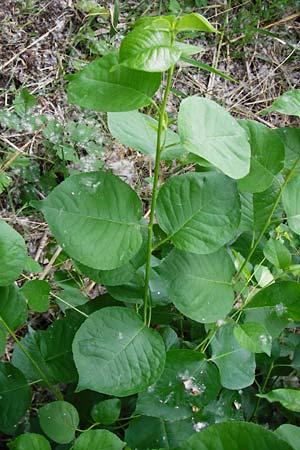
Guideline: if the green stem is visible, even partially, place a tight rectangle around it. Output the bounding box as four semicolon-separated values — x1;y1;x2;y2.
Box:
252;361;274;421
0;314;63;400
143;65;174;326
235;158;300;282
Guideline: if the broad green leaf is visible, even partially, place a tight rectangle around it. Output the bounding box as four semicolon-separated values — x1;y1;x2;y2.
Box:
157;248;235;323
125;416;194;450
282;174;300;234
0;284;27;330
75;228;147;287
180;56;237;82
244;281;300;336
233;322;272;356
107;110;184;160
0;326;5;356
237;120;284;193
201;390;244;425
176;13;217;32
73;430;125;450
0;362;32;434
276;127;300;170
211;323;256;389
233;232;265;267
0;220;27;286
239;192;254;231
107;265;169;305
258;389;300;412
39;401;79;444
178;97;251;179
276;424;300;450
73;307;166;396
13;88;37;117
67;54;161;111
253;180;281;230
183;422;293;450
8;433;51;450
263;239;291;269
12;327;52;382
156;172;240;254
40;171;143;270
136;349;220;421
120;26;182;72
76;260;135;287
39;314;82;383
91;398;121;425
21;280;50;312
261;89;300;116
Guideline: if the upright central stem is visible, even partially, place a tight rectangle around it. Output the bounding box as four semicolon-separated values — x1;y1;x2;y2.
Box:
143;65;174;326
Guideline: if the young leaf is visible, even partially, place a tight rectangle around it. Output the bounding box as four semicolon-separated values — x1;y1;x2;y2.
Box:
125;416;194;450
91;398;121;424
157;248;235;323
237;120;284;193
258;389;300;412
0;362;32;434
282;174;300;234
233;322;272;356
13;88;37;117
73;307;166;396
67;53;161;111
107;110;184;160
8;433;51;450
261;89;300;116
73;430;125;450
23;256;42;274
263;239;292;269
21;280;50;312
211;323;256;390
39;401;79;444
276;424;300;450
183;421;293;450
174;42;203;57
134;16;175;30
40;171;143;270
178;97;251;179
0;284;27;330
54;284;88;313
156;172;240;254
136;349;221;421
0;219;27;286
119;27;181;72
176;13;217;33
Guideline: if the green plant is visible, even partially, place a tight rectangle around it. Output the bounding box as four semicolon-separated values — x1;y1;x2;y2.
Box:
1;11;300;450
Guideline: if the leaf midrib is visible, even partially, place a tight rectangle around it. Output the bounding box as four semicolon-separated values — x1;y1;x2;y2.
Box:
44;206;140;227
